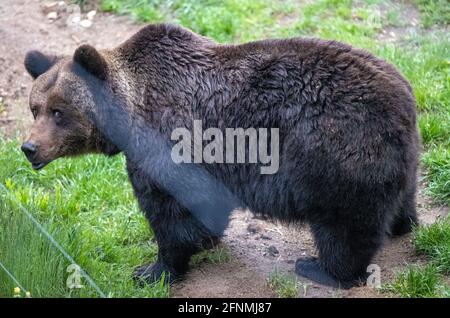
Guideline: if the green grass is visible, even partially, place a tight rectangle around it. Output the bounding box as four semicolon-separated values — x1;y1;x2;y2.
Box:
414;217;450;274
268;271;299;298
101;0;295;43
384;264;449;298
383;218;450;297
414;0;450;28
421;146;450;204
0;0;449;297
191;245;231;265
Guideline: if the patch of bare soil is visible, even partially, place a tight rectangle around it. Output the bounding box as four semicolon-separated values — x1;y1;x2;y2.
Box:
1;0;447;298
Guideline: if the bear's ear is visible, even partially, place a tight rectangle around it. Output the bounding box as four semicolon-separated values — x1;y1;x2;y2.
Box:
24;50;57;79
73;44;108;80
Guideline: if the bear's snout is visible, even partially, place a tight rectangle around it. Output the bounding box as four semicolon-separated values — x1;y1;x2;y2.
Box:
21;141;47;170
21;141;37;160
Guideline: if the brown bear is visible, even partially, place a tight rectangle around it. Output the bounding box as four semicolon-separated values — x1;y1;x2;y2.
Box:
22;23;419;289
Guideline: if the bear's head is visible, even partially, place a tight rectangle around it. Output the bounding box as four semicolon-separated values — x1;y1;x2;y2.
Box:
22;45;120;170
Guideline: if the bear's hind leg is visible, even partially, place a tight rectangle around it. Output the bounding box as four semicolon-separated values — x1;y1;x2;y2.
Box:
295;217;385;289
390;183;418;237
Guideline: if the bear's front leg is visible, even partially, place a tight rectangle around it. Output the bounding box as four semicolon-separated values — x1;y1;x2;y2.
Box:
134;199;220;285
127;160;221;285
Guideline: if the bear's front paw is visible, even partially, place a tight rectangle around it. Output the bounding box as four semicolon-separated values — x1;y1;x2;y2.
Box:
295;257;358;289
133;261;177;286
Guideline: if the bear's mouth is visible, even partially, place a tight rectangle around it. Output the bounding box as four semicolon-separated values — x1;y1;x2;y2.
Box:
31;161;49;170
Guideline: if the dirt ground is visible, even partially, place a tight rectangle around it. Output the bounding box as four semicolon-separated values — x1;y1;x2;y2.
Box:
0;0;448;298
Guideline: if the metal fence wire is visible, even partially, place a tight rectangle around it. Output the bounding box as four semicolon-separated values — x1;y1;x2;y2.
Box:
0;183;107;298
0;259;28;294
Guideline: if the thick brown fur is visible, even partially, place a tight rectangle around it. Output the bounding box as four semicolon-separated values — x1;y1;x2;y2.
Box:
23;24;419;288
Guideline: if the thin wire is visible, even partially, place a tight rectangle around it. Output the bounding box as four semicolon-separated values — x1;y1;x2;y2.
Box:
0;183;107;298
0;259;27;292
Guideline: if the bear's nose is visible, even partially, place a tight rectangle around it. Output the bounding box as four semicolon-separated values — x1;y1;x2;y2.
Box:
21;142;37;160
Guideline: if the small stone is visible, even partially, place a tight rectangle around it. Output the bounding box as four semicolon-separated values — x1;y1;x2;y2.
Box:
41;2;58;15
266;245;279;257
247;223;262;234
56;1;67;14
86;10;96;21
71;34;81;44
70;15;81;25
260;234;272;240
47;11;58;21
79;19;92;28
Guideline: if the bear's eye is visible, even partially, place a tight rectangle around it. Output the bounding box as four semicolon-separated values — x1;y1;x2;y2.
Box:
53;110;62;119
